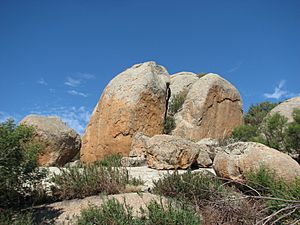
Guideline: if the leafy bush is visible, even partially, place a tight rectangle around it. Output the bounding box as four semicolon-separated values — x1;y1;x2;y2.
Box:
52;164;142;200
153;171;225;202
94;154;122;167
0;119;44;208
163;116;176;134
232;102;300;154
285;109;300;153
168;91;188;116
163;91;188;134
76;198;201;225
0;210;34;225
245;166;300;224
260;112;288;150
153;171;265;224
244;102;278;126
231;124;258;142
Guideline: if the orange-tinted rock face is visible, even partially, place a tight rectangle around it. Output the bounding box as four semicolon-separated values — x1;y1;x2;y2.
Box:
172;74;244;141
213;142;300;182
80;62;170;163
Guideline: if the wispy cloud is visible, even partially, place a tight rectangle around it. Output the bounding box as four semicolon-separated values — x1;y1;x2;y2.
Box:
67;90;88;97
65;76;81;87
264;80;300;100
37;78;48;86
64;72;95;87
226;61;243;74
30;106;91;134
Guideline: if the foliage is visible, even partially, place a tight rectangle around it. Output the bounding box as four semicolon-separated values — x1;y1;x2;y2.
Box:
244;102;278;126
153;170;225;202
94;154;122;167
260;112;288;150
168;91;188;116
232;102;300;154
153;171;264;225
163;91;188;134
51;164;142;200
0;210;35;225
76;198;201;225
0;119;44;208
231;124;258;142
163;116;176;134
285;109;300;153
245;166;300;224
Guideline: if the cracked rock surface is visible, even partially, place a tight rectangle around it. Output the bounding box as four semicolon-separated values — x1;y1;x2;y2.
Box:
80;61;170;163
172;73;244;141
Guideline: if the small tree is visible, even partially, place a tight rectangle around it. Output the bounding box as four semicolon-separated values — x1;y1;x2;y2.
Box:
0;119;43;208
260;113;288;150
284;109;300;154
245;102;278;126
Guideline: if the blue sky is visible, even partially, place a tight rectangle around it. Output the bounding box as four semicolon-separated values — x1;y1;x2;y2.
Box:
0;0;299;134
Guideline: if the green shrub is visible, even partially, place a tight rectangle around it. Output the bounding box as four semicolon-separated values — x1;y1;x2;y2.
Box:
94;154;122;167
0;210;34;225
146;200;201;225
260;112;288;150
51;164;142;200
163;115;176;134
153;171;226;203
244;102;278;126
168;91;188;116
76;198;201;225
153;171;265;224
76;198;137;225
284;109;300;153
231;124;258;142
245;166;300;224
0;119;44;208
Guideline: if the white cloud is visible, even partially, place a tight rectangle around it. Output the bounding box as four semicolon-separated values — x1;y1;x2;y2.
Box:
65;76;81;87
64;72;95;87
77;72;95;79
37;78;48;86
68;90;88;97
30;106;91;134
264;80;300;100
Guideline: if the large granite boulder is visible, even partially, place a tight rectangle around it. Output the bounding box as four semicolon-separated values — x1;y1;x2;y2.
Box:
169;72;198;100
269;96;300;122
172;73;244;141
21;115;81;166
80;62;170;163
143;134;212;169
213;142;300;182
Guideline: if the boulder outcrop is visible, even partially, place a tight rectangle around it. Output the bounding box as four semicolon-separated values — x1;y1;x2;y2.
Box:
269;96;300;122
169;72;198;100
21;115;81;166
80;62;170;163
145;134;212;169
213;142;300;182
172;73;244;141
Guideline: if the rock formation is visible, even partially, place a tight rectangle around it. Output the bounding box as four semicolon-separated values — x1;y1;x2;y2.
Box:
169;72;198;100
172;73;244;141
213;142;300;182
131;134;212;169
269;96;300;122
20;115;81;166
80;62;170;163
